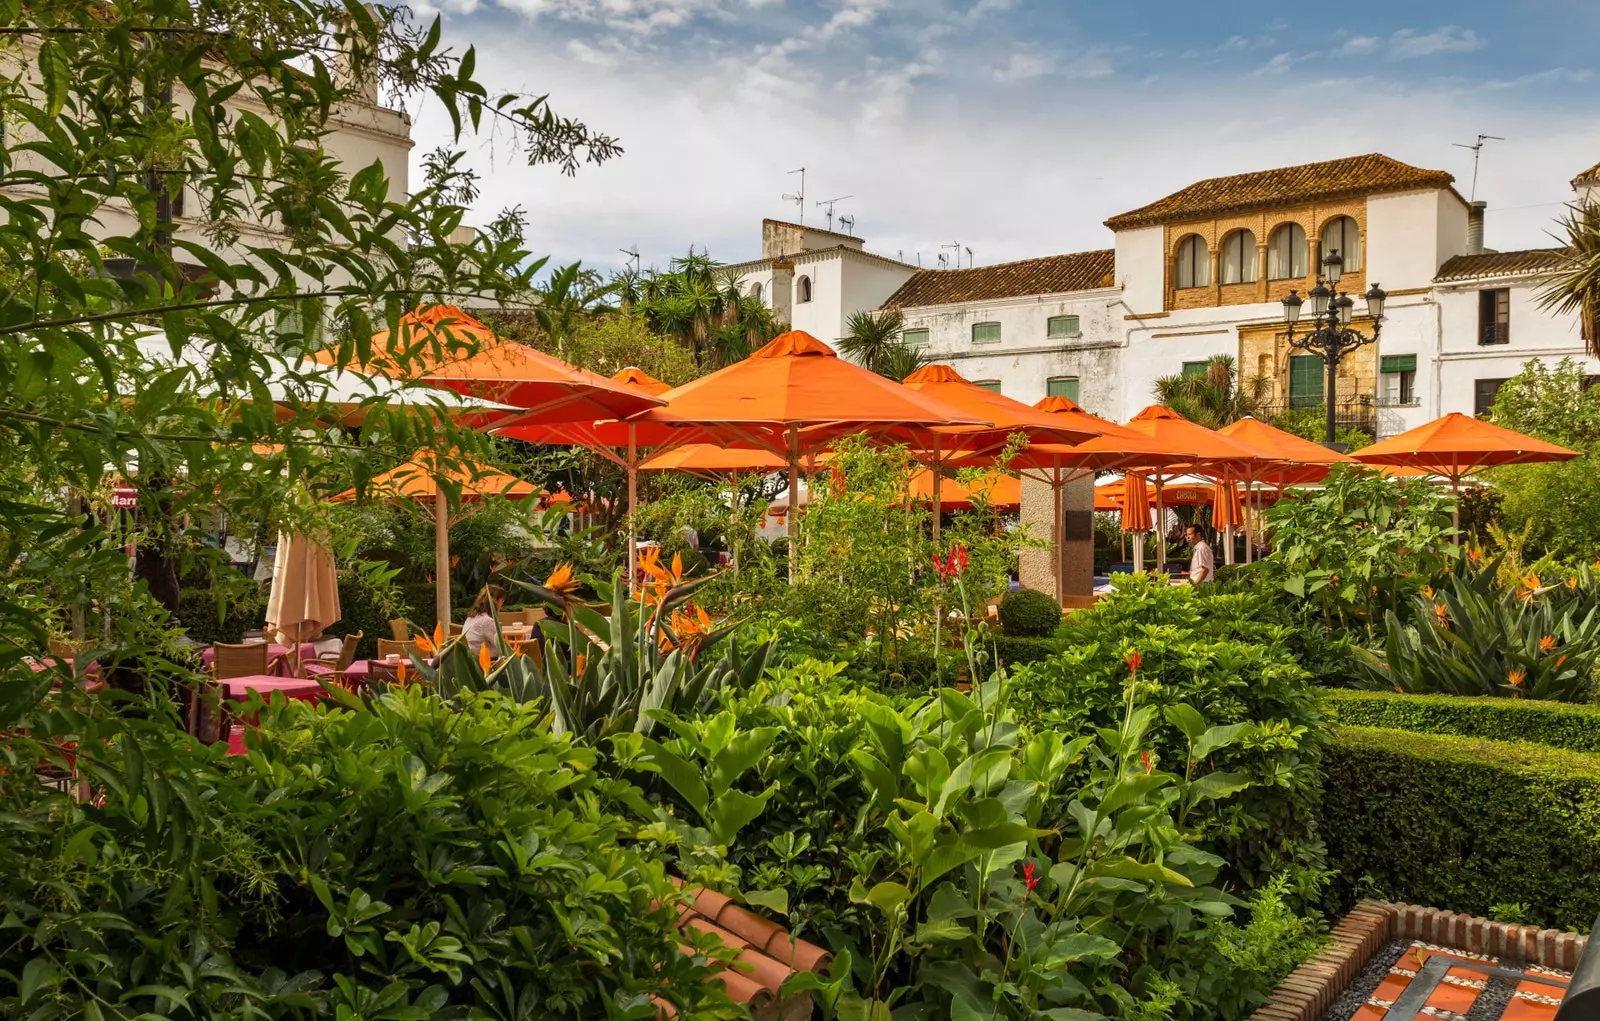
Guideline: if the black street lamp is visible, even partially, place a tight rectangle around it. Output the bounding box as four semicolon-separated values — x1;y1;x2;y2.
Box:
1281;249;1387;448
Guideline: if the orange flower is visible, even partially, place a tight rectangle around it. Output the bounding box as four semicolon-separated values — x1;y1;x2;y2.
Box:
665;602;718;658
1567;577;1579;590
397;659;408;686
574;653;587;675
1467;546;1483;562
1507;667;1527;691
1433;603;1449;623
1422;586;1434;599
636;547;688;606
1540;635;1556;653
415;631;435;655
545;562;581;600
478;642;493;672
433;622;445;648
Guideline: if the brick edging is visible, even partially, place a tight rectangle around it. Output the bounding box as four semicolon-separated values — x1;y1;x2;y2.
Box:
1247;900;1589;1021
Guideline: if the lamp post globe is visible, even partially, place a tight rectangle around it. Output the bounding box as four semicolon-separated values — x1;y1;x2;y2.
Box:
1281;289;1303;325
1282;258;1382;449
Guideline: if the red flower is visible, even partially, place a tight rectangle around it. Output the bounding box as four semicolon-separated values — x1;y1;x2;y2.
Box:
1126;650;1142;673
931;552;947;579
1022;861;1039;892
1140;750;1152;773
953;544;968;575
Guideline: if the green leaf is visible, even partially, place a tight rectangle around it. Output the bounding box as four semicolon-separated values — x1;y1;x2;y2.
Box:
1185;771;1252;805
1193;723;1254;762
706;785;775;845
1098;771;1170;815
912;918;970;944
20;957;58;1004
743;888;788;916
38;40;69;118
1163;703;1207;745
854;880;912;917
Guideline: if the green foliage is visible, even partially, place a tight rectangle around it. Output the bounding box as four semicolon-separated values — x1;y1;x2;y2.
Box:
173;577;268;645
1152;355;1270;428
1353;564;1600;701
636;663;1302;1019
839;309;929;380
990;633;1064;668
999;587;1062;637
1323;726;1600;931
1321;689;1600;754
624;253;779;369
1483;357;1600;558
1262;465;1458;632
1269;406;1373;451
0;686;737;1018
1204;874;1329;1019
1010;574;1328;882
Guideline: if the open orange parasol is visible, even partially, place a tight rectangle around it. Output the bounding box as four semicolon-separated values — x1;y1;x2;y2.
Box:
313;306;663;425
630;331;990;579
333;450;540;628
1217;416;1361;562
1353;412;1581;530
909;469;1021;511
639;443;788;476
898;366;1099;541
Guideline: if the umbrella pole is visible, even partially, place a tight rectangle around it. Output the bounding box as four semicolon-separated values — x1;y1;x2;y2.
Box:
1451;454;1462;540
1052;467;1063;602
787;424;800;585
931;436;943;548
1222;475;1235;566
1154;478;1166;574
434;484;451;633
626;425;638;587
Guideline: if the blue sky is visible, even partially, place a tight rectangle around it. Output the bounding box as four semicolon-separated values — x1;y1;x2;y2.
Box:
405;0;1600;275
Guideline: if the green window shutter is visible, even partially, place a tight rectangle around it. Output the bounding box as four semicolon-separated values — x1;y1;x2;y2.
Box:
1181;360;1208;378
902;328;929;348
1289;354;1323;407
972;322;1001;344
1046;376;1079;401
1380;354;1417;374
1047;315;1080;339
974;379;1002;394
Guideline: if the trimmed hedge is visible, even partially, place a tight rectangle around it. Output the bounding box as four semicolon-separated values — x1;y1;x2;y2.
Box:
998;587;1061;637
991;634;1061;667
1322;689;1600;754
1324;726;1600;930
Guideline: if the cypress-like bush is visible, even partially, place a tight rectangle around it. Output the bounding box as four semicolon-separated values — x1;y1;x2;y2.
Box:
1323;726;1600;931
1322;689;1600;754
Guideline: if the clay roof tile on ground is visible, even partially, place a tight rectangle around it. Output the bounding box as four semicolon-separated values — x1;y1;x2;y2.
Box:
1433;248;1570;283
1103;153;1455;231
880;250;1115;309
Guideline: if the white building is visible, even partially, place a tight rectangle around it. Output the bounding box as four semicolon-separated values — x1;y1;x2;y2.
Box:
722;219;918;346
866;152;1596;437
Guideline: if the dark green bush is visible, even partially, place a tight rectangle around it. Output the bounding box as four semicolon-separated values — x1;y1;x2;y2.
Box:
0;687;737;1017
1011;573;1328;883
1322;689;1600;754
997;586;1061;636
990;632;1061;667
1324;726;1600;930
172;581;267;645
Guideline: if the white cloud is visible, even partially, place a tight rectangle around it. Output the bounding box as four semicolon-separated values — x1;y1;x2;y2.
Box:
491;0;731;34
994;51;1054;83
1338;35;1383;56
1388;26;1485;59
1251;52;1295;76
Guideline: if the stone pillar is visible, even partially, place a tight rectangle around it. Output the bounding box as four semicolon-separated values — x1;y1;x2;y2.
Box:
1018;474;1095;600
769;256;794;328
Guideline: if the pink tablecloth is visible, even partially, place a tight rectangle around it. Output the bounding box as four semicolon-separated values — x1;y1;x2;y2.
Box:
201;642;316;677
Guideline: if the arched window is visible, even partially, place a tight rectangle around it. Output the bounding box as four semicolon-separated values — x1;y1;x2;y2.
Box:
1220;229;1258;284
1267;223;1308;280
797;275;812;303
750;281;763;303
1174;235;1210;289
1319;216;1362;274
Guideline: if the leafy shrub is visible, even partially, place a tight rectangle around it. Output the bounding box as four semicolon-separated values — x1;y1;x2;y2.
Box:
998;586;1061;636
1323;726;1600;931
0;687;737;1018
1321;689;1600;754
1011;574;1328;883
991;633;1062;667
1353;566;1600;701
623;664;1311;1020
172;580;267;645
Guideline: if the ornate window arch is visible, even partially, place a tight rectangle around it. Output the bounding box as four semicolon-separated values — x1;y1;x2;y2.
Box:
1174;234;1210;289
1220;229;1258;284
1319;216;1362;274
797;275;812;303
1267;223;1308;280
750;281;763;304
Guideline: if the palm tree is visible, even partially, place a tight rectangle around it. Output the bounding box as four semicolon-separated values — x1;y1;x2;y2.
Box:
838;309;907;376
1540;200;1600;356
535;261;616;353
880;340;932;382
1152;354;1270;428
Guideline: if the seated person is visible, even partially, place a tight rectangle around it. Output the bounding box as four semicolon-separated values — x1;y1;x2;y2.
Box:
462;584;508;660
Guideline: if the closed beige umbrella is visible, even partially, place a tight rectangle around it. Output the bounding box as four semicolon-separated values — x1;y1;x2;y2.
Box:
266;532;342;674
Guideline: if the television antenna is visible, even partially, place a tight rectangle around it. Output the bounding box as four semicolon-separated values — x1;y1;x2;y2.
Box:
839;214;856;236
1451;134;1505;201
782;167;806;224
964;246;974;268
618;246;640;273
941;241;965;269
937;253;949;269
816;194;853;232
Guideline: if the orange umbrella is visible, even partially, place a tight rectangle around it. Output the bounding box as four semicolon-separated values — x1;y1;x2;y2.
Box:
639;443;787;476
313;305;662;424
333;450;540;627
1217;416;1360;562
1211;479;1243;530
899;366;1098;524
610;365;673;396
1353;412;1581;530
630;332;990;580
910;469;1021;511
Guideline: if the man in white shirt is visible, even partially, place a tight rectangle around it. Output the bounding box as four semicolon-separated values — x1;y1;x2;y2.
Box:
1185;524;1214;584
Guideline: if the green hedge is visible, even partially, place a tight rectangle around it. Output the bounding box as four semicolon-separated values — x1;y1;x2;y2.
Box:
1324;726;1600;930
991;633;1062;667
1322;689;1600;754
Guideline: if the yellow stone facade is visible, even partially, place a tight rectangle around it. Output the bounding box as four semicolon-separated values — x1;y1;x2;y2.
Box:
1162;200;1369;313
1238;319;1380;405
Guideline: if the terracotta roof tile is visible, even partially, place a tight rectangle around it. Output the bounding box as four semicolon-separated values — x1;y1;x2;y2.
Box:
661;881;831;1020
1574;159;1600;184
1104;153;1455;231
880;250;1115;309
1433;248;1569;282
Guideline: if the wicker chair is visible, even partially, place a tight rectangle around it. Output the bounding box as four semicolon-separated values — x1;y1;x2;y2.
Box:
193;642;269;740
376;638;420;660
212;641;269;679
304;631;363;683
448;622;464;637
388;618;411;641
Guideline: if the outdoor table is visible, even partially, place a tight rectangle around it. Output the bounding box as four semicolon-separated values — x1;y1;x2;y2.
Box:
341;658;438;681
201;642;318;677
219;674;323;702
